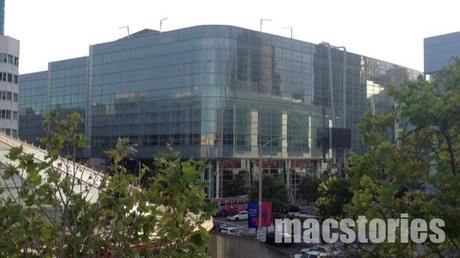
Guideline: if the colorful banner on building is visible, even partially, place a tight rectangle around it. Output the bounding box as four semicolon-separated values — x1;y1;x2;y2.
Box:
248;202;258;228
261;201;272;227
247;201;272;228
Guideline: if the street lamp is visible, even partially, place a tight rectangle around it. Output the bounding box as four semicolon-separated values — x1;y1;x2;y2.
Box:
320;42;348;167
159;17;168;32
259;18;272;32
282;26;294;201
257;136;286;241
119;26;130;38
282;26;293;39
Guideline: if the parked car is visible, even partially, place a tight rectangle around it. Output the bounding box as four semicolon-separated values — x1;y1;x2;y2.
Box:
212;195;248;217
292;254;306;258
304;254;330;258
288;211;319;220
301;245;342;257
293;253;329;258
265;231;293;246
301;245;330;253
227;210;248;221
213;222;232;231
218;226;239;236
288;205;301;212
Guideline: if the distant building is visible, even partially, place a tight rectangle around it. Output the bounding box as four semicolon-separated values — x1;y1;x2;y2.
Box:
0;0;4;36
424;31;460;75
19;25;419;199
0;0;19;137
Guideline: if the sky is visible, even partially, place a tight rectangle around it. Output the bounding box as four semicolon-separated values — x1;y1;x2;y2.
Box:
5;0;460;74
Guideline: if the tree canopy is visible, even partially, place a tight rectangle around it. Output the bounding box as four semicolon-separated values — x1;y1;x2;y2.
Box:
341;59;460;257
298;175;321;205
250;174;290;214
0;111;213;258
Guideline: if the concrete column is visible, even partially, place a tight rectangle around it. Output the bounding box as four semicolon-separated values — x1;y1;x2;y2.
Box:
282;113;288;156
314;160;321;179
308;115;312;157
207;161;213;198
286;160;291;190
250;111;259;155
215;160;220;198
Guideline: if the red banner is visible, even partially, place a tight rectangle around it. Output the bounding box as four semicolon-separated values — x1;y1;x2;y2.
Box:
261;201;272;227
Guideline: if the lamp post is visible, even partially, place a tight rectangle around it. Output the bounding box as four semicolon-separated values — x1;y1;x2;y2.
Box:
257;137;286;239
282;26;293;40
283;26;293;201
320;42;348;168
119;26;130;38
159;17;168;32
259;18;272;33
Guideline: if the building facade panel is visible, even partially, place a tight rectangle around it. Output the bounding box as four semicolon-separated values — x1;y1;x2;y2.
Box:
18;71;47;142
0;35;19;137
425;31;460;74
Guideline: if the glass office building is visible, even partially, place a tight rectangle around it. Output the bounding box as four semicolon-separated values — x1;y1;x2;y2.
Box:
19;71;47;141
0;0;20;137
425;31;460;74
20;25;419;198
0;0;4;35
20;57;88;145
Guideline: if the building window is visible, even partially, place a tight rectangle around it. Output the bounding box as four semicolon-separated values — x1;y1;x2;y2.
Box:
0;110;12;119
7;92;11;101
14;75;18;84
12;111;17;120
13;93;17;102
7;73;12;82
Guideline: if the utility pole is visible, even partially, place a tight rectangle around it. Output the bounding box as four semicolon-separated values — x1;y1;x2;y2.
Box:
159;17;168;32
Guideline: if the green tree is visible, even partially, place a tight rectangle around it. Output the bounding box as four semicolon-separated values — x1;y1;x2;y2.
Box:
344;59;460;257
223;170;249;197
315;176;352;219
0;111;212;257
297;176;321;205
250;174;290;214
150;150;213;258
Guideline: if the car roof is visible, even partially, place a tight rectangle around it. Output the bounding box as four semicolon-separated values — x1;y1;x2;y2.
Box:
221;226;237;229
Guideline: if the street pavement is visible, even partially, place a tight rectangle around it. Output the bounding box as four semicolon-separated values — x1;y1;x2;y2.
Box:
212;217;315;257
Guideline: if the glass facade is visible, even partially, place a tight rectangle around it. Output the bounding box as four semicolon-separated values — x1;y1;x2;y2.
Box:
88;27;329;160
425;31;460;74
18;71;48;142
0;0;4;35
20;25;419;162
19;57;88;144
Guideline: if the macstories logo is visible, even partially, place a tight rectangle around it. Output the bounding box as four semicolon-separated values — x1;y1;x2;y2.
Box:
274;214;445;244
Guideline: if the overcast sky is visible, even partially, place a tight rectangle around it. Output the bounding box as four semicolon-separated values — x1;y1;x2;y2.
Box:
6;0;460;74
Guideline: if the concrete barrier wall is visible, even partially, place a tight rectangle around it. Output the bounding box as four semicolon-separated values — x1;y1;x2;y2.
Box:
208;232;289;258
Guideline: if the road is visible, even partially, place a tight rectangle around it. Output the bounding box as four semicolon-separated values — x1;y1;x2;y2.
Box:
211;217;314;258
